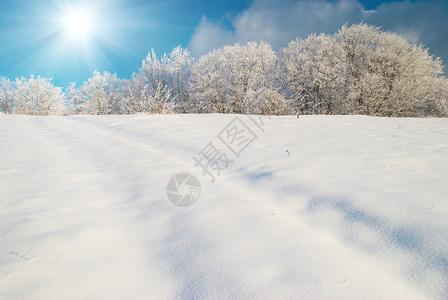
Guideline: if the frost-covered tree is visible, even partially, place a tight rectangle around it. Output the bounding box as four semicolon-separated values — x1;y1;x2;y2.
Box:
144;83;174;114
222;42;256;113
0;77;15;114
280;33;347;115
335;23;445;117
432;77;448;117
140;49;170;92
250;41;292;115
223;41;290;114
125;74;174;114
190;49;228;113
259;89;293;115
223;41;268;113
280;23;446;117
76;71;124;115
191;41;290;115
14;75;65;115
169;46;193;111
139;46;192;112
65;82;87;114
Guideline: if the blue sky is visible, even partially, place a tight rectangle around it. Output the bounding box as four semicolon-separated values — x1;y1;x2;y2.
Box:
0;0;446;87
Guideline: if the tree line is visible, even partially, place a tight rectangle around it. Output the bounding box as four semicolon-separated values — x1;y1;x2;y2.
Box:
1;24;447;117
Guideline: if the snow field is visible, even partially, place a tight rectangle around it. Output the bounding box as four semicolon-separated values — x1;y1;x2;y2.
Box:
0;114;447;299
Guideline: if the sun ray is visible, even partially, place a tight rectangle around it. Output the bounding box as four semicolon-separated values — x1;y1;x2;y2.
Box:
4;0;150;86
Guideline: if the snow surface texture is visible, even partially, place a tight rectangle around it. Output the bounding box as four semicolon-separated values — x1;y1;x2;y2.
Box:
0;114;447;299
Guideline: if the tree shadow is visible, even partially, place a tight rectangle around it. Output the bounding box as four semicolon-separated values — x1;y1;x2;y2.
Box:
304;193;448;298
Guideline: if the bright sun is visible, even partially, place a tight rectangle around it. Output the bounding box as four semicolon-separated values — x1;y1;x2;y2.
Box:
64;9;93;40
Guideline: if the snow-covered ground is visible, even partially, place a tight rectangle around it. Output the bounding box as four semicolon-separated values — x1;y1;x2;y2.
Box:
0;114;447;299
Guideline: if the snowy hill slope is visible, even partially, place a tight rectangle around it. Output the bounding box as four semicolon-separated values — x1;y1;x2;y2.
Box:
0;114;447;299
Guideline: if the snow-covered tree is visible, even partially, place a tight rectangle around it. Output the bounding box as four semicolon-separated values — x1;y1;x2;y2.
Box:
222;41;270;113
125;74;174;114
14;75;65;115
144;83;174;114
190;49;228;113
140;49;170;93
191;41;290;115
259;89;293;115
222;42;254;113
0;77;15;114
169;46;193;112
77;71;124;115
280;23;446;117
138;46;192;112
65;82;87;114
432;77;448;117
280;33;347;115
225;41;290;114
335;23;445;117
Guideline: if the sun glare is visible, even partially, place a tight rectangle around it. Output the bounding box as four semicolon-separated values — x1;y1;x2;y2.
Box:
33;1;131;72
63;9;93;40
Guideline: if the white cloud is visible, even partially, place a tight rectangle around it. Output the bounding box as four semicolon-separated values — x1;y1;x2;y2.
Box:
189;0;448;70
190;0;364;56
189;16;235;55
366;0;448;65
